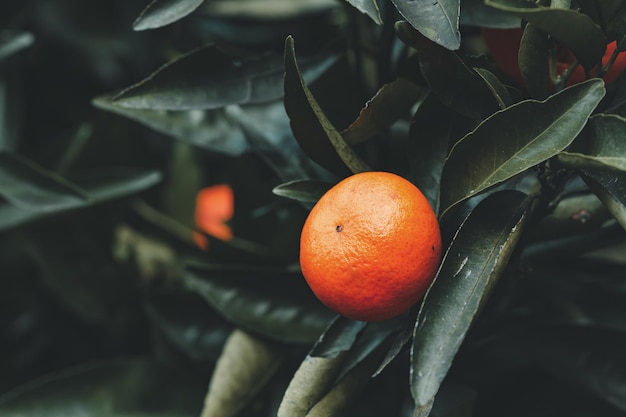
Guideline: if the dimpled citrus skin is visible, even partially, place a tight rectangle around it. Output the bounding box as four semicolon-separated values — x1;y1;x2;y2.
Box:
299;172;442;322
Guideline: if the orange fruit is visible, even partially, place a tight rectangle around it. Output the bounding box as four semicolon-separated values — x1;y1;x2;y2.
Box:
481;28;626;88
299;172;442;322
194;184;235;249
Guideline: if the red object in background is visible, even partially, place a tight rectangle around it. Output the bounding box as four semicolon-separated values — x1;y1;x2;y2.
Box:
194;184;235;249
481;27;626;87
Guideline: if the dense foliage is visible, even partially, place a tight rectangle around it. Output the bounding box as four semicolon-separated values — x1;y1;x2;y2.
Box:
2;1;626;416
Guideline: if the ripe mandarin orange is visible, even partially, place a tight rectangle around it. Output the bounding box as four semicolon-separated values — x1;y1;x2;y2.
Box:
481;28;626;87
299;172;442;322
194;184;235;249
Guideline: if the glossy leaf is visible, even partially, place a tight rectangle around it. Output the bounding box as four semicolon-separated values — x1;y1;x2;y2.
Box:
223;103;313;182
395;21;500;120
473;67;513;109
114;43;338;110
519;23;550;99
277;353;347;417
0;152;90;211
0;359;206;416
184;262;335;344
390;0;461;50
201;0;340;20
577;0;626;29
486;0;607;69
279;320;395;417
0;168;162;231
521;325;626;412
460;0;520;28
284;36;370;176
408;94;455;213
557;114;626;172
133;0;205;31
272;179;332;203
439;79;605;217
581;168;626;231
344;0;382;24
310;316;367;358
342;78;422;145
411;190;533;409
0;30;34;61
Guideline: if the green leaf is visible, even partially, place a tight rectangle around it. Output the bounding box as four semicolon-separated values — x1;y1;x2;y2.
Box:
114;43;338;110
439;79;605;218
272;179;332;203
284;36;371;176
344;0;382;24
341;78;422;145
0;152;90;211
577;0;626;29
390;0;461;50
395;21;500;120
557;114;626;172
0;359;206;416
473;67;514;109
310;316;367;358
201;0;340;20
581;168;626;231
411;190;533;409
279;320;396;417
133;0;205;31
460;0;521;28
408;94;456;214
183;262;335;344
0;30;34;61
520;325;626;412
519;23;550;99
485;0;607;69
0;168;162;231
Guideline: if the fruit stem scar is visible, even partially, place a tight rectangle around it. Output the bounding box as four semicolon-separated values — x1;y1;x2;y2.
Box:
336;225;343;232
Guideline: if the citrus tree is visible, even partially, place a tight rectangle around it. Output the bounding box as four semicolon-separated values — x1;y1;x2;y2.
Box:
2;0;626;416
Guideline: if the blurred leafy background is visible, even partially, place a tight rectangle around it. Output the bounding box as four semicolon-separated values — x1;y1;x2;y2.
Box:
2;0;626;417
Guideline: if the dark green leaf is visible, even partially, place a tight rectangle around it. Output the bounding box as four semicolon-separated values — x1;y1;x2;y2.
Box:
520;325;626;412
272;179;332;203
486;0;607;69
439;79;605;218
284;36;371;176
344;0;382;24
223;103;314;182
114;43;338;110
0;168;162;231
395;21;500;120
0;152;90;211
519;23;550;99
557;114;626;172
310;316;367;358
408;94;455;213
581;168;626;231
0;359;206;416
145;294;230;362
133;0;205;31
411;190;533;409
460;0;521;28
201;0;340;20
342;78;422;145
183;262;335;344
390;0;461;50
473;67;513;109
577;0;626;29
0;30;34;61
